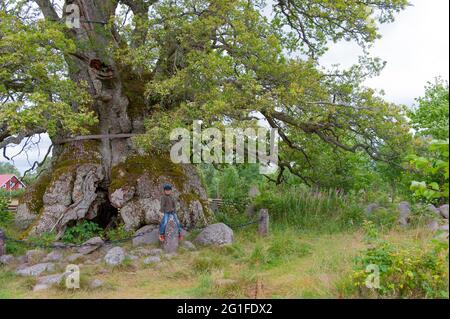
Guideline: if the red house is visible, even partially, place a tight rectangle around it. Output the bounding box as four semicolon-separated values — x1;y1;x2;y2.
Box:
0;174;26;191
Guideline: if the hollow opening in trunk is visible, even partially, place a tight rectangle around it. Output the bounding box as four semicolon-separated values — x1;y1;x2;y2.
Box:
92;194;119;230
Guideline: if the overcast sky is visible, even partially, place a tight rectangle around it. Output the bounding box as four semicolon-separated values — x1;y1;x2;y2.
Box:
1;0;449;175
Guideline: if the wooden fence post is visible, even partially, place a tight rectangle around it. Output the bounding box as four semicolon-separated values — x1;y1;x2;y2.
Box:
0;229;5;256
258;209;269;237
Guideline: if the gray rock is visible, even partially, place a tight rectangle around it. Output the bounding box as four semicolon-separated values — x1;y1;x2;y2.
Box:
428;220;440;232
439;204;449;219
16;263;55;277
143;256;161;265
365;203;380;215
0;255;14;266
162;218;179;253
104;247;125;266
26;249;45;264
149;248;163;256
16;255;27;264
397;201;411;226
439;224;449;232
37;273;65;286
195;223;234;246
427;204;441;217
66;253;84;263
89;279;104;289
181;241;196;251
77;237;104;255
43;250;64;262
132;225;159;247
131;247;152;257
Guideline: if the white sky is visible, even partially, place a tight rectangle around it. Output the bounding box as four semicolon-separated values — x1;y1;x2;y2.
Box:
1;0;449;175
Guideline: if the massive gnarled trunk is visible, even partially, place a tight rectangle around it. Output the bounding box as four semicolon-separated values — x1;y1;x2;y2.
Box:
15;0;211;237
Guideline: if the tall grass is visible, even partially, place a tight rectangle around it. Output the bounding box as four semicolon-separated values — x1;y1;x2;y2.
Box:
254;186;364;233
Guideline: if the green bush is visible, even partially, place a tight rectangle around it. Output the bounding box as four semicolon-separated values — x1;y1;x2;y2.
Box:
0;192;11;226
61;220;103;244
103;223;134;241
352;240;449;298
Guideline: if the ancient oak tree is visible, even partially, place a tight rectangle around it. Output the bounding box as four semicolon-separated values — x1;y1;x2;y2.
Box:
0;0;409;237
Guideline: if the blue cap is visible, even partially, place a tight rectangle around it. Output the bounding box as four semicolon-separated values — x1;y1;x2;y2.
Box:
163;183;172;190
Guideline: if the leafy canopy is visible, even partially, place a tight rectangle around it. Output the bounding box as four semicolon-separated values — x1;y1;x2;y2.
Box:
1;0;411;185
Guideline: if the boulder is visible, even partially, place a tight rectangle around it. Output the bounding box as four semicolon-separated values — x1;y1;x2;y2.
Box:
427;204;441;217
25;249;46;264
397;201;411;226
132;225;159;247
365;203;380;215
130;247;152;257
427;220;440;232
0;255;14;266
37;273;65;286
43;250;64;262
149;248;163;256
439;204;449;219
162;218;179;254
89;279;104;289
104;247;125;266
143;256;161;265
16;263;55;277
195;223;233;246
66;253;84;263
77;237;104;255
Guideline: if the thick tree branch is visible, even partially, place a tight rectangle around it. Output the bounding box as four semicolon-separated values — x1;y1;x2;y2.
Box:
34;0;60;21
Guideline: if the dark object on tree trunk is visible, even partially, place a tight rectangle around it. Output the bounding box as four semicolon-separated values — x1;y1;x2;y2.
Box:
258;209;269;237
0;229;5;256
162;218;179;254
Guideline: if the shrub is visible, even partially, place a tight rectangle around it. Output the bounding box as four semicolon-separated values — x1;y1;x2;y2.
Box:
103;223;133;241
352;240;449;298
0;193;12;227
61;220;103;244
